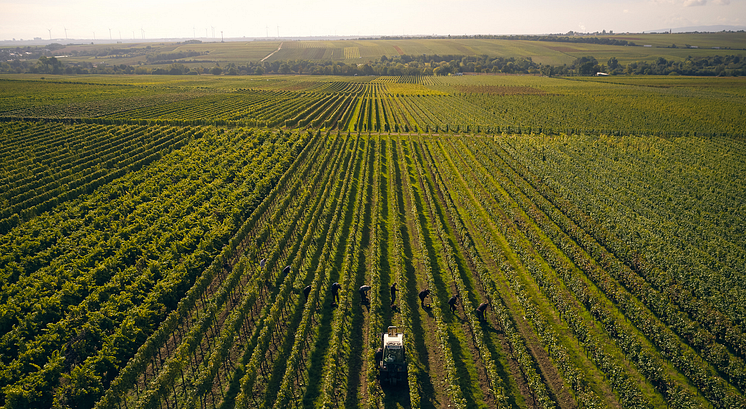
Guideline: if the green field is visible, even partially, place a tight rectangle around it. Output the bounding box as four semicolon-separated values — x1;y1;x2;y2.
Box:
1;74;746;409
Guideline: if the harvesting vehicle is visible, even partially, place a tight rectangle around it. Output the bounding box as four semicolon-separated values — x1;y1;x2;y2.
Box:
378;326;406;385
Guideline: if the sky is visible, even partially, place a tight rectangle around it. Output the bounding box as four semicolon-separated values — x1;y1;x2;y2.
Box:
1;0;745;41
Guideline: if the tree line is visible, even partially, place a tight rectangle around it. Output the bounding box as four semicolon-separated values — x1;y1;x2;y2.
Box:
1;52;744;77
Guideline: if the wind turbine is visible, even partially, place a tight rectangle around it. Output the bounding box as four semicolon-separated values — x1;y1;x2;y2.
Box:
221;30;224;42
141;28;145;40
193;27;196;38
266;26;268;38
277;25;279;38
48;29;51;40
211;26;215;38
205;28;208;38
64;27;68;40
109;28;112;40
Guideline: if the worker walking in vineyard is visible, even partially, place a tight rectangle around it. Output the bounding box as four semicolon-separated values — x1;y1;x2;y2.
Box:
331;282;342;306
359;284;371;304
476;302;489;321
448;294;459;313
303;285;312;301
282;265;291;278
390;283;398;306
259;258;267;270
419;289;430;308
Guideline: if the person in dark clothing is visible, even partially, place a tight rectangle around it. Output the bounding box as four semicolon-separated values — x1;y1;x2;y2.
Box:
390;283;398;305
448;294;459;312
331;282;342;305
282;265;291;277
303;285;312;301
359;285;371;304
476;302;489;321
375;347;383;366
418;289;430;307
259;258;267;269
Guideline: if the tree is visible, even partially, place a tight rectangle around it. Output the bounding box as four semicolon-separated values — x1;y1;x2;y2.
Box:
37;56;62;74
433;64;449;76
607;57;619;70
210;66;222;75
572;56;598;75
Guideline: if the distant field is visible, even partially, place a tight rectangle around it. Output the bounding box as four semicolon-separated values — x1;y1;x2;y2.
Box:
30;33;745;69
605;31;746;48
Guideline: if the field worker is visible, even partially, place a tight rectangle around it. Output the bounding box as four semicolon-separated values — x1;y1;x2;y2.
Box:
418;289;430;308
448;294;459;312
331;282;342;304
359;285;372;304
303;285;312;301
259;258;267;269
375;347;383;366
476;302;489;321
282;265;291;278
390;283;398;304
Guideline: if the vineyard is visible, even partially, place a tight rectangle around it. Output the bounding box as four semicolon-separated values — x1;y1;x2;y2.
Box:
3;75;746;137
1;74;746;409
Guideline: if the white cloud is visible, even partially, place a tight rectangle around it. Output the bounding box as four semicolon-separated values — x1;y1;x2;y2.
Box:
684;0;707;6
713;0;730;4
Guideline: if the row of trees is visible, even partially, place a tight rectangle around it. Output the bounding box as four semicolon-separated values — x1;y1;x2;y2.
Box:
555;55;746;76
624;55;745;76
2;53;744;76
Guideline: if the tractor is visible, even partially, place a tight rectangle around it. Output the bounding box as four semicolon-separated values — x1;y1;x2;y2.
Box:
377;326;406;385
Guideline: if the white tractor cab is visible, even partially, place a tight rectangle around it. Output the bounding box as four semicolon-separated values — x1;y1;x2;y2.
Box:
378;326;406;385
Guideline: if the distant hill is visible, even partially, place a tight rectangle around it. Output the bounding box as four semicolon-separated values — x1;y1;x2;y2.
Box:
646;25;746;33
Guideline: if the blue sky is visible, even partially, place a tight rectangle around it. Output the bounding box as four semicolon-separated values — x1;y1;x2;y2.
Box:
1;0;744;41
